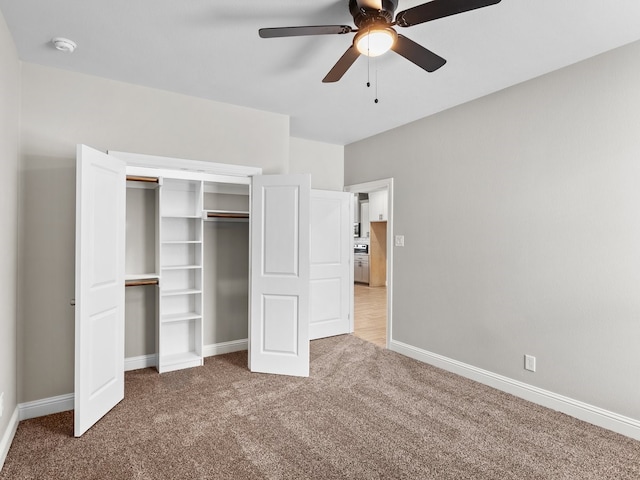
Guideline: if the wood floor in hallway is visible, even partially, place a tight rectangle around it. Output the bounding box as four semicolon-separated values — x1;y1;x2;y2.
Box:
353;283;387;348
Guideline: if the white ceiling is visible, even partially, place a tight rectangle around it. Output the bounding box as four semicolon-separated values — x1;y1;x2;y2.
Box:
1;0;640;145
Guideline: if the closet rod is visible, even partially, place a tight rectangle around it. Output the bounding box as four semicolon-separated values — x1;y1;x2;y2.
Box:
126;175;159;183
206;212;249;219
125;278;159;287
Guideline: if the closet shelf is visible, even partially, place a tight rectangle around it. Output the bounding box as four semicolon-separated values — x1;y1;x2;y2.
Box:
161;240;202;245
125;274;159;287
161;312;202;324
159;351;202;367
161;288;201;297
161;264;202;271
161;214;202;219
126;175;159;183
125;278;159;287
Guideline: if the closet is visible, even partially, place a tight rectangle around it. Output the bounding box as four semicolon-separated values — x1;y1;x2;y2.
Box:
123;176;252;373
74;145;353;437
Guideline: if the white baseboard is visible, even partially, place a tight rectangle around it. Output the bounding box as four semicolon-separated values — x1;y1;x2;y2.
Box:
125;353;157;371
202;338;248;357
18;393;74;422
0;406;19;472
16;340;250;425
124;339;248;372
15;339;639;442
390;339;640;441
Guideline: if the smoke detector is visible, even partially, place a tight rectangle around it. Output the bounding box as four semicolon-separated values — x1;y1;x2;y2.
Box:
51;37;77;53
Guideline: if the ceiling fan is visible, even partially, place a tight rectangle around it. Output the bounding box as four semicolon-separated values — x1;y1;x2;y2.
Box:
259;0;501;83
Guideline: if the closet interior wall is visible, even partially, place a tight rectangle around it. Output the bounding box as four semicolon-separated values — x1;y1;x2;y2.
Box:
125;180;158;360
203;189;250;345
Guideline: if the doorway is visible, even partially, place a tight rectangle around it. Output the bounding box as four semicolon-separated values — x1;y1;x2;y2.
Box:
344;179;393;349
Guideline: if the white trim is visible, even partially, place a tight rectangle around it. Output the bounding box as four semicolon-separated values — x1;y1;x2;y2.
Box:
125;354;158;371
109;150;262;177
343;178;390;194
0;406;19;472
18;394;74;422
16;341;250;425
202;339;248;357
390;339;640;441
124;340;249;372
127;165;253;185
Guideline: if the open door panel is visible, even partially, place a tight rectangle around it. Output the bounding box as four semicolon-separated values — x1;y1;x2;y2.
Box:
74;144;126;436
309;190;353;340
249;174;310;377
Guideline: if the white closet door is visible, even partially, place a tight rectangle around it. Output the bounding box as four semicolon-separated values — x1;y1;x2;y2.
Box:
249;174;310;377
309;190;353;340
74;145;126;437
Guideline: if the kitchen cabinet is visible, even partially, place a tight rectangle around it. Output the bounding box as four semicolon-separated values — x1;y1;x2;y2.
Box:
360;201;370;238
369;222;387;287
369;190;388;222
353;193;360;223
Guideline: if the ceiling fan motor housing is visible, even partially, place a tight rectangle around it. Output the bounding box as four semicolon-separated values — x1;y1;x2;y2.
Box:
349;0;399;28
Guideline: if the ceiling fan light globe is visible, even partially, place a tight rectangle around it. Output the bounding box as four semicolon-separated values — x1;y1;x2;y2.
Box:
355;28;396;57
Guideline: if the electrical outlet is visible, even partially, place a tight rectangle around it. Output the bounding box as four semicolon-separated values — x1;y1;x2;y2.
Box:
0;391;4;418
395;235;405;247
524;355;536;372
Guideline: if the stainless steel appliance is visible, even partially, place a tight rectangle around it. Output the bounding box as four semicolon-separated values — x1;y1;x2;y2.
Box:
354;243;369;283
354;243;368;254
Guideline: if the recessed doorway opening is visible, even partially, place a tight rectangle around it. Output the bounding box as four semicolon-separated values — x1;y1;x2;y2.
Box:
344;178;393;349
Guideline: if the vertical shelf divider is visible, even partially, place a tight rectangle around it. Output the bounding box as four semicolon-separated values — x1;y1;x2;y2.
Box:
157;178;204;373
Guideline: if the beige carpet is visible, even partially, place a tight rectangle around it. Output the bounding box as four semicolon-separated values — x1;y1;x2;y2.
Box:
2;335;639;479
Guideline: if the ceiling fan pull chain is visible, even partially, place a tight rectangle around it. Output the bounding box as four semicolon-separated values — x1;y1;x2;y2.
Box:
366;27;371;88
374;62;379;104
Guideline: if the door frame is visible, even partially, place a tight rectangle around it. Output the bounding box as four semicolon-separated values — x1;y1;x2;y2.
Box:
343;178;393;348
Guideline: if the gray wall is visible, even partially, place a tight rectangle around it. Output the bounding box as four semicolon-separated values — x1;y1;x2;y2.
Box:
18;63;290;403
0;9;19;455
345;40;640;421
203;220;250;344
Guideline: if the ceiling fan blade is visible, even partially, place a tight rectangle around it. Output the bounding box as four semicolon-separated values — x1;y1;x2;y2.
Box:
391;35;446;72
356;0;383;10
395;0;501;27
259;25;352;38
322;46;361;83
